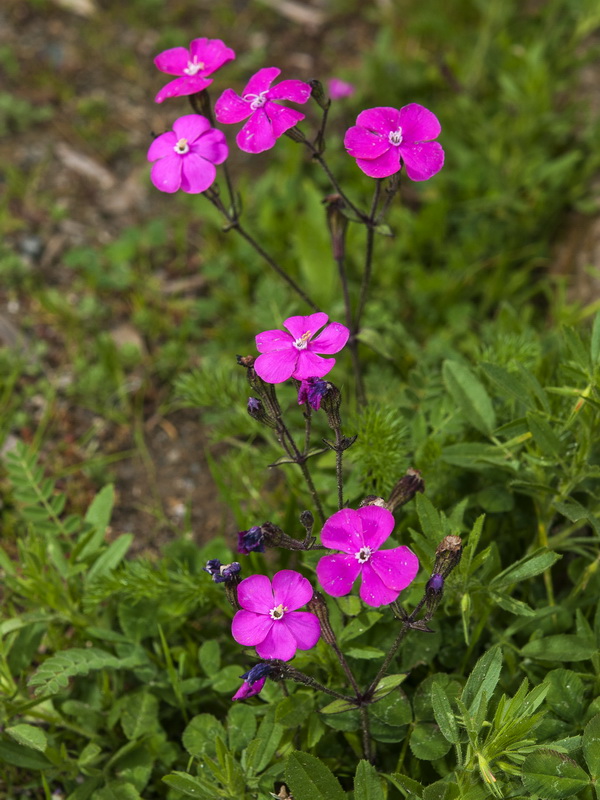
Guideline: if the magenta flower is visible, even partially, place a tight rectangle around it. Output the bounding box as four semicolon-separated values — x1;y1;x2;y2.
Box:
231;663;272;701
231;570;320;661
147;115;228;194
254;312;349;384
154;38;235;104
214;67;311;154
316;506;419;607
328;78;355;100
344;104;444;181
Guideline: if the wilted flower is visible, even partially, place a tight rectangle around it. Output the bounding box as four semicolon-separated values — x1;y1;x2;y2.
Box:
297;377;330;410
238;526;265;554
232;662;272;701
203;559;241;583
147;114;228;193
154;38;235;104
316;506;419;607
231;570;321;661
344;103;444;180
254;312;349;384
215;67;311;153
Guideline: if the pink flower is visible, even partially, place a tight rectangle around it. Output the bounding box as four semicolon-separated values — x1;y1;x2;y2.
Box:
214;67;311;154
328;78;355;100
231;663;272;701
316;506;419;607
154;38;235;104
147;114;228;194
254;312;349;384
344;103;444;181
231;570;321;661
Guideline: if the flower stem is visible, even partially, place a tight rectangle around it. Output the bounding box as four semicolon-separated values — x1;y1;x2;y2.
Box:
359;705;373;762
335;255;366;405
363;624;411;701
353;180;382;341
276;416;326;524
283;667;355;702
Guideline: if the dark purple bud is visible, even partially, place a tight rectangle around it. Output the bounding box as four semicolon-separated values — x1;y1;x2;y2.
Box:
247;396;277;428
298;377;330;411
237;526;265;555
203;559;222;578
427;573;444;595
241;662;273;684
204;559;241;584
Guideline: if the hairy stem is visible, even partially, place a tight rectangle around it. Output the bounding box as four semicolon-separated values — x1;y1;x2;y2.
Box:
354;181;382;338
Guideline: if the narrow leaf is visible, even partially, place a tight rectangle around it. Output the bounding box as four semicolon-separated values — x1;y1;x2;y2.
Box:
285;751;346;800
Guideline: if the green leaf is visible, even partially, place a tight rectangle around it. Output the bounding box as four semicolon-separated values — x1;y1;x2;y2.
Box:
182;714;226;758
28;647;144;696
522;750;590;798
490;548;561;590
79;484;115;559
120;691;159;740
591;312;600;365
431;682;460;744
0;736;52;770
409;722;452;761
275;694;313;728
92;781;142;800
442;360;496;436
489;591;535;616
245;714;284;773
527;412;562;458
319;697;358;714
285;751;346;800
198;640;221;677
354;760;385;800
583;714;600;781
227;703;257;753
346;646;385;660
481;362;535;408
545;670;585;723
521;635;596;662
162;771;218;799
85;534;133;585
461;645;502;713
371;674;408;702
6;724;47;753
385;772;424;798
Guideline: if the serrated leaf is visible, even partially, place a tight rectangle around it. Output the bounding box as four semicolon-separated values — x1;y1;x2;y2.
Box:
442;360;496;436
431;682;460;744
120;691;159;740
28;647;144;696
285;751;345;800
354;759;385;800
481;362;535;408
182;714;226;758
583;714;600;780
275;694;312;728
522;750;590;798
462;645;502;713
79;484;115;560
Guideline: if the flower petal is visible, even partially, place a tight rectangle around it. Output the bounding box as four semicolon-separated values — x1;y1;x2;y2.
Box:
267;104;305;139
237;574;274;613
283;611;321;650
172;114;212;143
256;328;294;353
192;129;229;165
316;554;361;596
215;89;252;124
284;313;329;340
272;569;313;611
356;106;402;135
237;110;275;153
370;546;419;591
254;349;297;383
359;562;400;607
190;38;235;74
293;351;335;380
397;103;441;143
147;131;177;162
232;676;265;700
231;610;273;646
154;47;190;76
320;508;365;552
310;322;350;355
268;80;311;104
355;148;401;179
154;75;212;103
344;126;389;160
243;67;281;97
357;506;395;550
150;154;183;193
180;153;216;194
400;141;444;181
256;619;297;661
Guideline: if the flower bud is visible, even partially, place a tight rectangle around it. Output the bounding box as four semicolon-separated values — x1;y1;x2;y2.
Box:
320;382;342;429
237;526;265;554
323;194;348;261
387;468;425;511
433;535;463;578
424;572;444;617
309;79;329;110
247;396;277;428
306;591;335;645
299;509;314;534
284;125;307;143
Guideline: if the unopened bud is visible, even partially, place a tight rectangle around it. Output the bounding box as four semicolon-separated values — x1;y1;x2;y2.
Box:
320;382;342;429
247;396;277;428
306;591;336;645
387;468;425;511
324;194;348;260
309;79;329;110
300;510;314;535
284;125;307;143
424;572;444;618
433;535;463;578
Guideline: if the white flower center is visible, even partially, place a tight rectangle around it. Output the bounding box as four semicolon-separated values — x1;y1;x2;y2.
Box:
269;603;287;620
184;57;205;76
388;127;403;146
174;138;190;155
355;546;373;564
293;331;312;351
244;91;269;111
